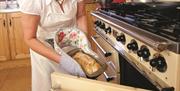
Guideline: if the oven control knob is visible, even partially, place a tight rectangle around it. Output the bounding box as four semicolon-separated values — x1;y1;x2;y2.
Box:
150;55;167;72
95;21;101;26
156;57;167;72
150;58;157;67
137;46;150;59
100;23;105;29
116;34;126;43
105;27;111;34
127;40;138;51
94;20;99;25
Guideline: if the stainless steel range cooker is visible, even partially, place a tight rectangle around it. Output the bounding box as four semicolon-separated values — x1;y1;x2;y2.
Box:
91;2;180;91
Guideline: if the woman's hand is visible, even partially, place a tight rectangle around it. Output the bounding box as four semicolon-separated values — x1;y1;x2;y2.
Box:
59;51;86;77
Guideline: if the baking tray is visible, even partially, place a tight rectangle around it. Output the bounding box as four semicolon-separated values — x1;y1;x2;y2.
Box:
67;48;107;79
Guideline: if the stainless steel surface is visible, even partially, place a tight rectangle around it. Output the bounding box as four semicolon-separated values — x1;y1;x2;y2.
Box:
91;35;112;57
91;11;180;54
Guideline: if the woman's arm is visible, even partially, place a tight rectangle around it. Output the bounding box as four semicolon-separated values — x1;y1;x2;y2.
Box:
21;14;60;63
76;1;88;34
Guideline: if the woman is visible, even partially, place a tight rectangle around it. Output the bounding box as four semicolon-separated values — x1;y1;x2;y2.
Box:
19;0;88;90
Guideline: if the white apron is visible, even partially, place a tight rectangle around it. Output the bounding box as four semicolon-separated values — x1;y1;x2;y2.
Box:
30;0;83;91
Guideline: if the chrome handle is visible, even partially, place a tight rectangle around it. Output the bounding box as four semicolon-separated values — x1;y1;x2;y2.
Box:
103;61;116;82
91;35;112;57
107;61;116;71
103;72;114;81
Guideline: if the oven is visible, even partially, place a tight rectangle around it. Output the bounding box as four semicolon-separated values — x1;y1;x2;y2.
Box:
91;22;162;90
91;2;180;91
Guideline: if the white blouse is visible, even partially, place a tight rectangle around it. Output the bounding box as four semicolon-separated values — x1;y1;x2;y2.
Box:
19;0;82;15
18;0;83;40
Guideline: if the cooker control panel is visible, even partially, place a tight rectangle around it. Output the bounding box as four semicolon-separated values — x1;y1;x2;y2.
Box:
94;20;169;74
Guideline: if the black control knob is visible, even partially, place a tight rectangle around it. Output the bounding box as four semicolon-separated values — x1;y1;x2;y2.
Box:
150;58;158;67
156;57;167;72
137;46;150;59
95;21;101;26
100;23;105;29
127;43;132;50
150;55;167;72
127;40;138;51
105;27;111;34
116;34;126;43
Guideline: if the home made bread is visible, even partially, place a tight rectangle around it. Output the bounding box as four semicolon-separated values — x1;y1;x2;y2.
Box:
72;52;101;74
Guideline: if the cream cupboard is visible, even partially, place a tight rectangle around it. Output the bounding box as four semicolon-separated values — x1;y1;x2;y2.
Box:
0;12;29;62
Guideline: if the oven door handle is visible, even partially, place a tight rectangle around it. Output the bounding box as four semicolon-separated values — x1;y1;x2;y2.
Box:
103;61;117;82
103;72;114;82
91;35;112;57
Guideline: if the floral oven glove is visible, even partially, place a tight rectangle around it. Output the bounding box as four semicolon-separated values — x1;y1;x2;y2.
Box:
57;29;89;50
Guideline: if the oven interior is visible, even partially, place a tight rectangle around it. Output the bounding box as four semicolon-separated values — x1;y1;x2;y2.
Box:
119;54;159;90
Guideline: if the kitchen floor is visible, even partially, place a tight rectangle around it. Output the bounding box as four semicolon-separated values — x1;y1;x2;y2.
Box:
0;66;31;91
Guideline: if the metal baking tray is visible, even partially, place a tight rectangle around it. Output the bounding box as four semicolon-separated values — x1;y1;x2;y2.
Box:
67;48;107;79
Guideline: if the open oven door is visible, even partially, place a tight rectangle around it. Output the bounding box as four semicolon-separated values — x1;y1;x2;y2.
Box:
50;72;148;91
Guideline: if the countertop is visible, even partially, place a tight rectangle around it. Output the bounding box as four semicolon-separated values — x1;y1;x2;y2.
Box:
0;8;20;13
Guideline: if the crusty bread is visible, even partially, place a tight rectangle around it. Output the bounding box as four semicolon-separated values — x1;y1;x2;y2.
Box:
73;52;101;74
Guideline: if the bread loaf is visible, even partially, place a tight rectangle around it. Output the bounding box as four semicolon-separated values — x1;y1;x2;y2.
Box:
73;52;101;74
